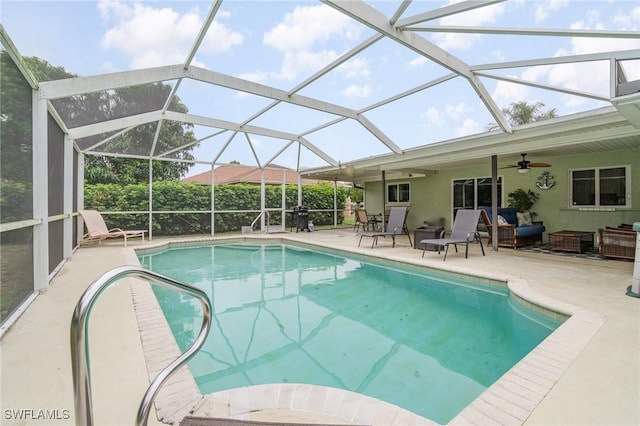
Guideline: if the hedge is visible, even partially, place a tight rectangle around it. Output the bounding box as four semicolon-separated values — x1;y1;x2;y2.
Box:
84;181;348;235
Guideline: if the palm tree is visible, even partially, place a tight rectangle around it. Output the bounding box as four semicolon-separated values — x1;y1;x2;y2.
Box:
485;101;558;131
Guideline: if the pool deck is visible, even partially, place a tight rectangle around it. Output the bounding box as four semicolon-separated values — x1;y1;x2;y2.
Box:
1;228;638;425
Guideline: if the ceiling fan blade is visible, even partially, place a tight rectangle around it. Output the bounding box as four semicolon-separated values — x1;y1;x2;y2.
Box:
529;162;552;167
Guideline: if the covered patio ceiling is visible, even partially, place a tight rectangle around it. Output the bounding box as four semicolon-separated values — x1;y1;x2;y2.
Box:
2;0;639;183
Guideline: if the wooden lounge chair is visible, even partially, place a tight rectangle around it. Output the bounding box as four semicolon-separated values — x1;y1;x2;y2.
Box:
78;209;145;247
420;209;485;261
358;206;411;248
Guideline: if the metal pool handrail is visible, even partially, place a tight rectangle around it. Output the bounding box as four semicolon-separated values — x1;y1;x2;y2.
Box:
250;209;270;233
70;265;212;426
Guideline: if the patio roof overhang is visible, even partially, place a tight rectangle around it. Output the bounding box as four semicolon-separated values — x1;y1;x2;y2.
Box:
300;102;640;184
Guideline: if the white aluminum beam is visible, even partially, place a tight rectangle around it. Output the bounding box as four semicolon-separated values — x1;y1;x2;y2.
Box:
390;1;412;25
322;0;511;132
38;65;185;99
395;0;505;27
0;25;39;90
244;133;262;169
68;111;162;140
402;26;640;39
360;73;458;113
357;114;403;153
298;136;339;167
32;95;48;291
163;111;302;140
183;0;223;68
187;66;357;118
476;71;610;101
472;49;640;71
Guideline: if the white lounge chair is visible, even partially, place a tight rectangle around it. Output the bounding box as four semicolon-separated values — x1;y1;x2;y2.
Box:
421;209;485;261
78;209;145;247
358;206;411;248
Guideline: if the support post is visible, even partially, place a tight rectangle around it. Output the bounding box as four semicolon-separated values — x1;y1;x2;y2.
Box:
627;222;640;298
33;94;48;291
491;155;498;251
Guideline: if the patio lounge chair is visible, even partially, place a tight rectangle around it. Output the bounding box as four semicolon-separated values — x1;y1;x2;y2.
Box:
358;206;411;248
420;209;485;261
78;209;145;247
354;209;372;232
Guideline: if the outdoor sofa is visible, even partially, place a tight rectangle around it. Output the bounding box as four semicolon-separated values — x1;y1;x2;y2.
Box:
479;206;545;249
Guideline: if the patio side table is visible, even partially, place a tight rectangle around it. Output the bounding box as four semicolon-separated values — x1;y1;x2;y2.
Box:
549;230;595;253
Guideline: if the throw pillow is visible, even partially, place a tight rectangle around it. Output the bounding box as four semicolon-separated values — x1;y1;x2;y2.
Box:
497;215;508;225
517;211;532;226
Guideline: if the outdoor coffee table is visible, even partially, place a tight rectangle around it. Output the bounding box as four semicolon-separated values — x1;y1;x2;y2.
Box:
549;230;595;253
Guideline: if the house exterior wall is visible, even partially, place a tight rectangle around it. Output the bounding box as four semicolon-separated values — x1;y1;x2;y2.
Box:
364;148;640;237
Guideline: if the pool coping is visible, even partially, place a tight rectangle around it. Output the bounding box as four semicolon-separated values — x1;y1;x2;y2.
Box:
126;236;606;425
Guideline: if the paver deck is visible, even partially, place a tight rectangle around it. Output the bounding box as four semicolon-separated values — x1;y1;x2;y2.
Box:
1;228;638;425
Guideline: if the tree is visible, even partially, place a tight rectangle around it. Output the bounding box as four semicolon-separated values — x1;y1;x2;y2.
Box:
22;56;199;184
485;101;558;132
1;52;35;184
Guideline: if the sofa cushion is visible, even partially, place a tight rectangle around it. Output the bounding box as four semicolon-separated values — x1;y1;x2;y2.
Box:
515;224;545;238
497;215;509;225
480;206;518;225
498;208;518;225
517;211;532;226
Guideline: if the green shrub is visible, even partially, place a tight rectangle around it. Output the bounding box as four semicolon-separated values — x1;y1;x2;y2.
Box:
83;181;348;236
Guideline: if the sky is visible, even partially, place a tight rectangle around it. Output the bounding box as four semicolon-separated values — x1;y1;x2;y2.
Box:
2;0;639;177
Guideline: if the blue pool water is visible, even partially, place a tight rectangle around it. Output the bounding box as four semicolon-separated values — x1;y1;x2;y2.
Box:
138;242;561;423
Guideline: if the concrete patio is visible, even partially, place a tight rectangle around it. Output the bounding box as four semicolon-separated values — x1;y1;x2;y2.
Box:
1;228;638;425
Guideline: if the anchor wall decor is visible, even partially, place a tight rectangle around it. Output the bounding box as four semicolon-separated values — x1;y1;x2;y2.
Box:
536;171;555;190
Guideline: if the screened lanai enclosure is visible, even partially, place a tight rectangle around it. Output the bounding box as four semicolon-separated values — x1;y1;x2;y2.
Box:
1;0;639;325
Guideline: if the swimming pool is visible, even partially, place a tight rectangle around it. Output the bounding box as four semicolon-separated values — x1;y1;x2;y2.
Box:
138;242;562;423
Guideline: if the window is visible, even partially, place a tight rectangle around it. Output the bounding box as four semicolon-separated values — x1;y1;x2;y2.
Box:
387;182;410;203
453;177;502;213
570;166;629;208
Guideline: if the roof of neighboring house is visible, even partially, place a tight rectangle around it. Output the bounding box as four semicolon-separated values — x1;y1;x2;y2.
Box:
181;164;322;185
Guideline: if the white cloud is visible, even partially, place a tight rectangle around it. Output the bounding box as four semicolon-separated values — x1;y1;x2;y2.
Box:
264;4;362;81
343;84;373;98
456;118;481;137
541;14;640;106
99;0;243;69
101;61;115;73
338;57;371;79
445;102;469;119
421;107;445;127
421;102;471;127
492;79;531;108
409;56;428;69
614;6;640;30
432;0;505;50
534;0;570;23
277;49;341;81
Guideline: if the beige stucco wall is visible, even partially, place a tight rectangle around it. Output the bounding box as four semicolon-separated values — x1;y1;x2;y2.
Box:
364;148;640;235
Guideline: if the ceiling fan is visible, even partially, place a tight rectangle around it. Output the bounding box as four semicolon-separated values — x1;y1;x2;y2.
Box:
503;153;551;173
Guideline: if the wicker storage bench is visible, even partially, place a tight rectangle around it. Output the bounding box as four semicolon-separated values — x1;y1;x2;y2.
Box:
598;226;636;260
549;230;594;253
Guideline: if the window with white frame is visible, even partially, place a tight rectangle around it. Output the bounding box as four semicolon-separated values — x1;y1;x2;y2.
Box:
570;166;629;208
387;182;410;203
